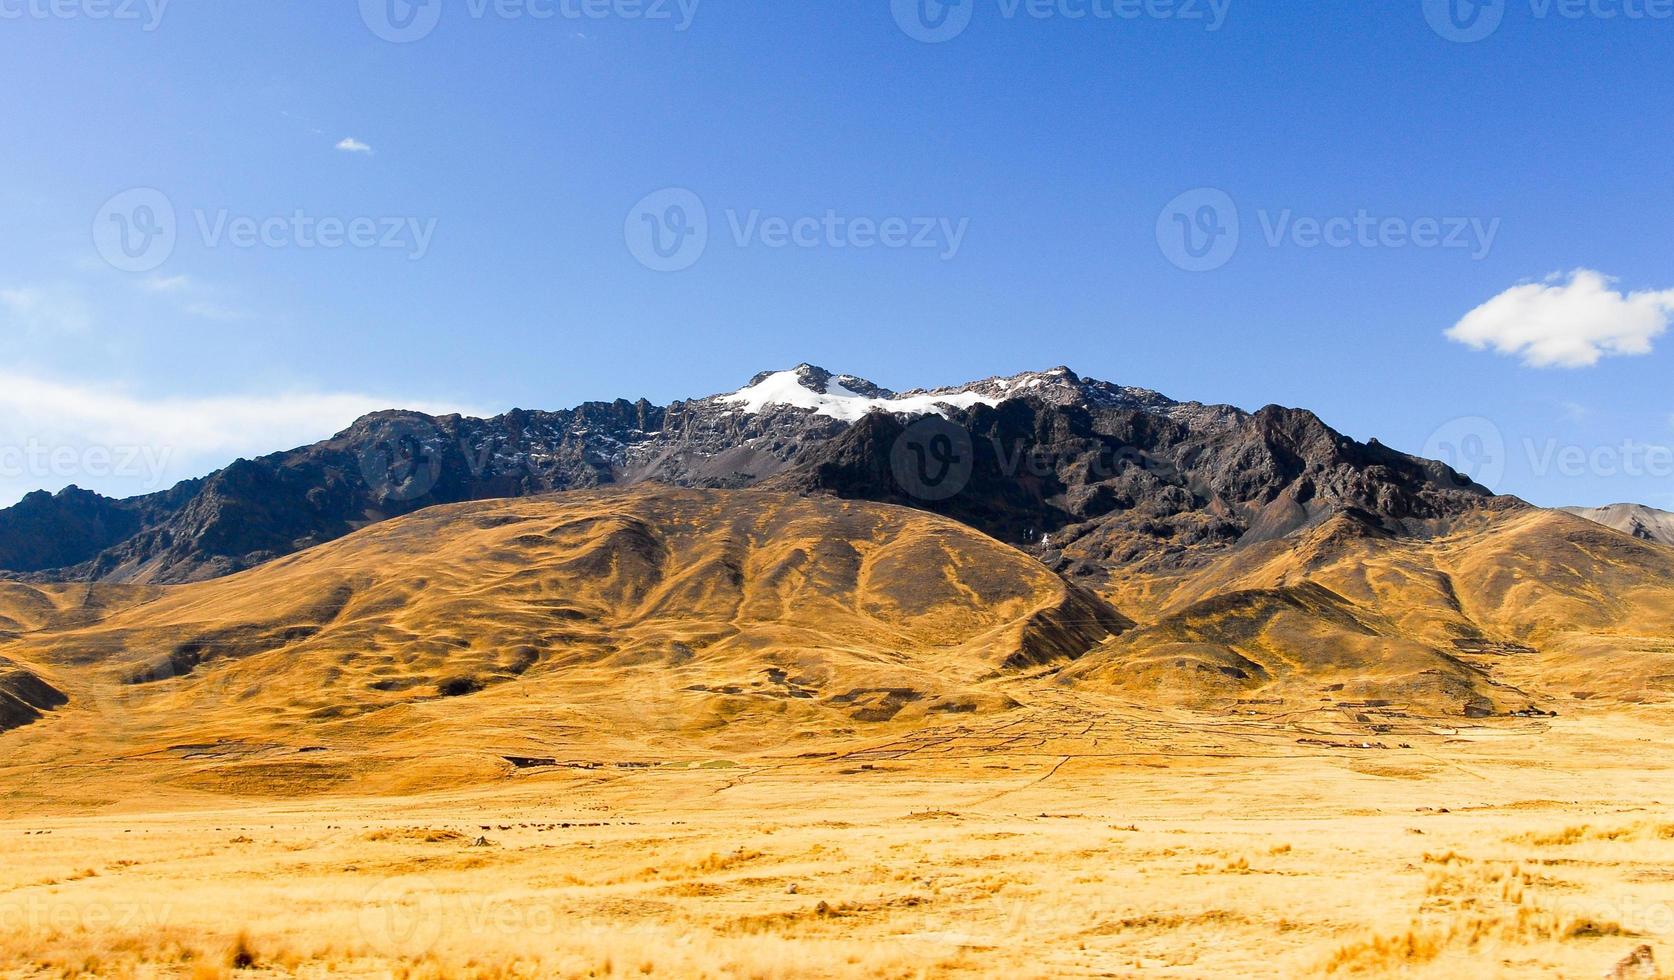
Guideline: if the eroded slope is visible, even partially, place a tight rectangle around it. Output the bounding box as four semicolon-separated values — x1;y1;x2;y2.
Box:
0;488;1126;793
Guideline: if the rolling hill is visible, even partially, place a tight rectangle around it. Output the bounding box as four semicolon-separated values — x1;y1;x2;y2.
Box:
0;488;1129;792
3;366;1672;808
1066;506;1674;713
3;483;1673;805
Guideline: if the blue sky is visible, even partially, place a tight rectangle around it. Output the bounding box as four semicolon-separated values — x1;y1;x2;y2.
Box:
3;0;1673;508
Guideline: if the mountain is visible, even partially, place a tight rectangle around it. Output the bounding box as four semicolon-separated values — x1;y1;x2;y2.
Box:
1066;505;1674;714
0;484;195;574
0;489;1128;751
1561;503;1674;547
766;395;1505;583
0;364;1505;587
5;484;1672;776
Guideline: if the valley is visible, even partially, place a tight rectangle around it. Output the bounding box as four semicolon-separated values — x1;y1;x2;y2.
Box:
3;369;1672;978
1;482;1672;977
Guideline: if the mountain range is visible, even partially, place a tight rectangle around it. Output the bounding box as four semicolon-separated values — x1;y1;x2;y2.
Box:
4;363;1673;753
0;364;1503;586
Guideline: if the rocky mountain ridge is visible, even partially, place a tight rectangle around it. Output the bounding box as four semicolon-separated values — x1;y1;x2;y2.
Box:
1561;503;1674;547
0;364;1510;584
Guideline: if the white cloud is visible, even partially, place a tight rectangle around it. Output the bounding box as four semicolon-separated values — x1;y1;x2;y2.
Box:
1559;400;1591;422
128;274;254;322
140;274;192;293
336;137;374;154
0;371;483;506
1446;269;1674;369
1;285;93;334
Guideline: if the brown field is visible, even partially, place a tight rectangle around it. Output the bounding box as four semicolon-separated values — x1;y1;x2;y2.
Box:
3;489;1673;977
5;704;1672;978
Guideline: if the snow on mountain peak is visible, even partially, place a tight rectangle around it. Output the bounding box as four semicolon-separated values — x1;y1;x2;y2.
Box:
717;365;1179;421
721;366;999;421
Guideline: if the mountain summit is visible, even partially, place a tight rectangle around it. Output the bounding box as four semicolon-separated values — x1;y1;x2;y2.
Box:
0;364;1503;584
715;364;1176;420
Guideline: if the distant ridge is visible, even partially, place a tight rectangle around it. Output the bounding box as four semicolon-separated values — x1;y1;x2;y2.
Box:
1561;503;1674;547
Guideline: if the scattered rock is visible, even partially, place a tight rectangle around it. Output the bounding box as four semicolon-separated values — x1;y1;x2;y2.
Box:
1607;945;1658;980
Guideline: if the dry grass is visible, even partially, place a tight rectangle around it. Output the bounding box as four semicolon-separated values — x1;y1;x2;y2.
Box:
3;492;1674;976
4;710;1673;978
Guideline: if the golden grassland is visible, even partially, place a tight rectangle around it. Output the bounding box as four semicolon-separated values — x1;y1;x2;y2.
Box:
3;488;1674;977
4;705;1673;978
